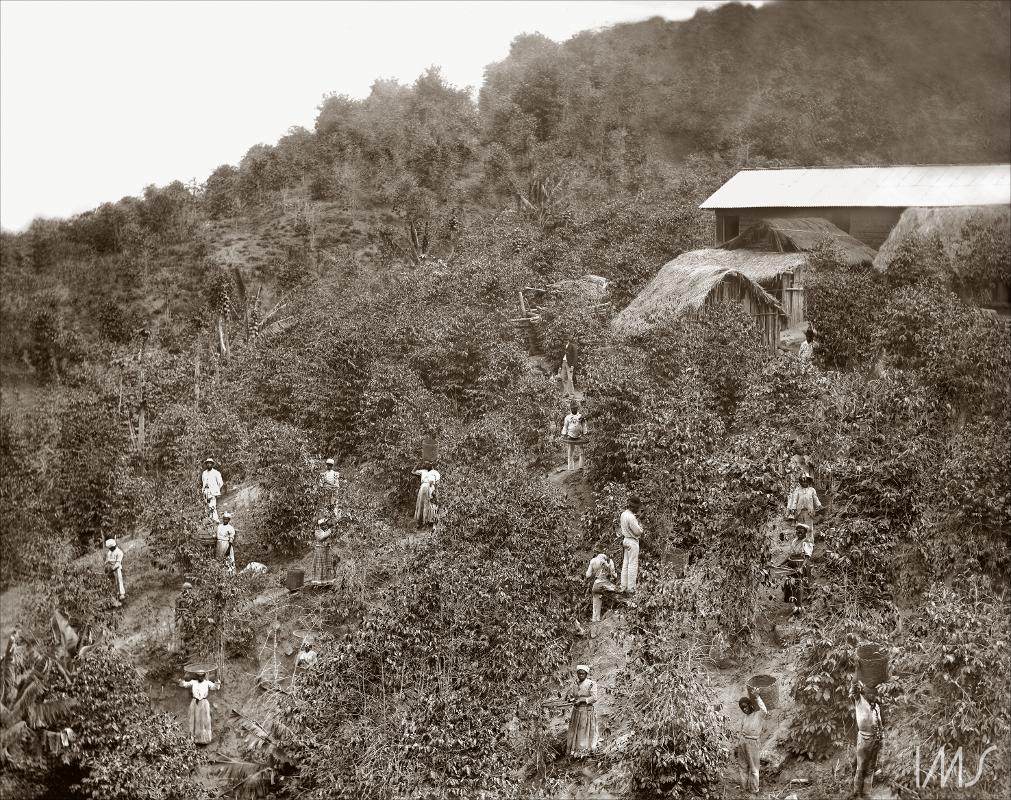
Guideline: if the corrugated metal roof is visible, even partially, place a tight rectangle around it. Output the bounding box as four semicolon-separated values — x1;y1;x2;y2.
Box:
700;165;1011;209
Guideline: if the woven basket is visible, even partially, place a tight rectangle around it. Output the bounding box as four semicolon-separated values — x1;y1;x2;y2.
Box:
855;642;889;687
747;673;780;710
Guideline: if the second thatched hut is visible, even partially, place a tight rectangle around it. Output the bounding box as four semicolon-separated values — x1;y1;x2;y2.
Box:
611;249;793;353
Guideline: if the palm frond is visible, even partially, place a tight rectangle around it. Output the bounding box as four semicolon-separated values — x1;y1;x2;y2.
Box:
213;760;275;799
27;699;75;728
0;719;29;766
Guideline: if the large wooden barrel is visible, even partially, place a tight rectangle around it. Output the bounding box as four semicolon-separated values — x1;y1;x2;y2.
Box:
286;568;304;592
747;674;780;710
855;642;889;688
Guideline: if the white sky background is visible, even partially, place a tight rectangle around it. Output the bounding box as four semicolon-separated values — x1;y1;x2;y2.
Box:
0;0;732;232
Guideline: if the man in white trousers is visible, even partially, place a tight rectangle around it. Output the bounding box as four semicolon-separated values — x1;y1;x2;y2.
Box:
619;496;642;605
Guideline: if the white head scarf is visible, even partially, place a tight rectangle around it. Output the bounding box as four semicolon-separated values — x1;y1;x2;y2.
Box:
105;538;117;549
576;664;591;675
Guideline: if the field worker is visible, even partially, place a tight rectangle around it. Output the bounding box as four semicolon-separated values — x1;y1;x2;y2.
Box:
201;458;224;513
850;681;883;798
786;473;822;543
560;401;587;471
618;496;642;602
798;326;816;362
412;460;440;529
320;458;340;518
736;686;769;794
309;518;333;583
171;582;193;653
179;670;221;744
782;524;813;614
559;353;576;397
104;538;126;604
216;512;236;574
565;665;599;758
585;553;617;623
297;639;318;667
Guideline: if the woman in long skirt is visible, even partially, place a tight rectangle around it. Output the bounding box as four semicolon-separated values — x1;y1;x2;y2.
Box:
309;518;333;583
412;461;440;529
566;665;599;758
179;671;220;744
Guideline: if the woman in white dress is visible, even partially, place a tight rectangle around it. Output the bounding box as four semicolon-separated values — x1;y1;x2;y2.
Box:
412;461;441;529
179;670;220;744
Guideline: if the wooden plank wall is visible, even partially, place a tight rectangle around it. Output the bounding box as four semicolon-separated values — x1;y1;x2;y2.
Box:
703;274;781;354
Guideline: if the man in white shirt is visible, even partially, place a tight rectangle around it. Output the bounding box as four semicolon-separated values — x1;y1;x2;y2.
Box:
320;458;340;518
201;458;224;518
104;538;126;603
585;553;617;622
619;496;642;600
216;511;236;574
737;687;769;794
798;327;816;362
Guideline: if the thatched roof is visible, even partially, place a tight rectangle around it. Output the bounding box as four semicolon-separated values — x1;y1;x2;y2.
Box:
724;217;877;267
874;205;1011;272
612;249;795;337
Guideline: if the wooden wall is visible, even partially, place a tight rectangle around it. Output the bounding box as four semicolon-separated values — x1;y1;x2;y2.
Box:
715;207;902;248
701;273;783;354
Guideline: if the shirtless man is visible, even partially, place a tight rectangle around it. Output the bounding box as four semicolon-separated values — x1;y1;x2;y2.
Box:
737;686;769;794
850;680;883;798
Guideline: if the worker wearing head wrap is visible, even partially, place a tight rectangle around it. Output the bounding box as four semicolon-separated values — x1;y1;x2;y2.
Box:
320;458;340;518
309;518;333;583
103;538;126;603
565;665;599;758
179;670;220;744
215;512;236;574
618;496;642;600
786;473;822;544
736;685;769;794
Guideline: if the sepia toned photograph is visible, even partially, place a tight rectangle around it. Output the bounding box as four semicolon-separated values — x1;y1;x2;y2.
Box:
1;1;1008;798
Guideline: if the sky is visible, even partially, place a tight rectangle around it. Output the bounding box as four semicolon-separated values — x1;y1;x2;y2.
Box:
0;0;734;232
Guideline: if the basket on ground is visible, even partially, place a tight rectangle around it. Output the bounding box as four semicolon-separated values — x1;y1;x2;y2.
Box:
286;568;304;592
747;673;780;710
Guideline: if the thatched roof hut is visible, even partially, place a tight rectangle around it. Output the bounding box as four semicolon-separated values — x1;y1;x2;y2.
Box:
724;217;877;267
873;205;1010;272
612;249;793;350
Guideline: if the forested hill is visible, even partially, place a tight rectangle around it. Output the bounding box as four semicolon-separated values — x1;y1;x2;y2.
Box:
1;2;1009;799
481;0;1011;166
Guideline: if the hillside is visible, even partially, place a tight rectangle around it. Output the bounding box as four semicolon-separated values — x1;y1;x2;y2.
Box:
1;1;1010;799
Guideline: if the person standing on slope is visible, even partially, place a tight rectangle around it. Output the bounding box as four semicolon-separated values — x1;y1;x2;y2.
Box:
412;460;441;529
104;538;126;605
565;665;599;758
201;458;224;522
850;680;883;798
309;517;333;583
585;552;618;623
736;686;769;794
618;496;642;604
179;670;221;744
216;511;236;574
786;473;822;544
560;401;587;472
320;458;340;519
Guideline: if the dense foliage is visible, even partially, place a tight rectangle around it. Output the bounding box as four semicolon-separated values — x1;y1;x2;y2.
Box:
0;2;1008;797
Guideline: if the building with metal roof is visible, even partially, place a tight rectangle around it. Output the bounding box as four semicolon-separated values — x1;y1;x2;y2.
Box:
701;164;1011;248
